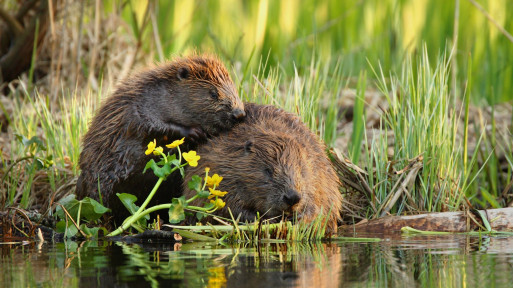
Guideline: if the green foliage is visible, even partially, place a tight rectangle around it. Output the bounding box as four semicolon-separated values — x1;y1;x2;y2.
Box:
188;175;209;198
108;141;228;236
56;194;110;222
3;0;511;238
143;159;173;179
55;194;110;238
118;0;512;104
349;71;367;164
2;134;53;208
116;193;149;228
168;196;186;224
368;47;463;214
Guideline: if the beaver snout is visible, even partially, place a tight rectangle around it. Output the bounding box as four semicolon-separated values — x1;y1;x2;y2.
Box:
231;108;246;121
282;189;301;207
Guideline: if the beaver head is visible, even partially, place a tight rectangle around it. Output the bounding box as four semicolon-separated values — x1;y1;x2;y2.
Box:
226;134;312;219
129;55;245;138
184;103;342;230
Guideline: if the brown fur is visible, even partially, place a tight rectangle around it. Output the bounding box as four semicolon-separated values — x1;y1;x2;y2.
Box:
184;103;342;232
76;55;245;224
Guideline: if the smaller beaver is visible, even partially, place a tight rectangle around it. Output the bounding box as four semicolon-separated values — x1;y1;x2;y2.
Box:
76;54;245;224
183;103;342;232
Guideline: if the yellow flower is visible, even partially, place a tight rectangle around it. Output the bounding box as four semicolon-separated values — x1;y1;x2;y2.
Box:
183;151;200;167
208;188;228;199
205;167;210;173
153;146;163;155
206;174;223;187
166;137;185;149
145;139;157;155
210;198;226;209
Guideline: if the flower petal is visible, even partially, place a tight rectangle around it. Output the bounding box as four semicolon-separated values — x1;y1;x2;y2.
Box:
166;137;185;149
183;151;200;167
145;139;157;155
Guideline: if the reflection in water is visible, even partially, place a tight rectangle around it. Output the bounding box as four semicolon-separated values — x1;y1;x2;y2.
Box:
1;235;513;287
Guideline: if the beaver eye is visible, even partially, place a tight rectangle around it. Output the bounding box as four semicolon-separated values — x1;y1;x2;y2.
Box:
210;89;219;100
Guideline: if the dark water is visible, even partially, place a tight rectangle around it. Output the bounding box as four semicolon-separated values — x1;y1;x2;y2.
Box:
2;235;513;287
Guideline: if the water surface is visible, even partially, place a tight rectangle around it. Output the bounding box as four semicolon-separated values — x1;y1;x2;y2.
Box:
2;234;513;287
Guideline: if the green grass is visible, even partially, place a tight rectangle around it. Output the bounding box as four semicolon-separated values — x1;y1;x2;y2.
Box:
1;85;99;209
118;0;513;104
1;0;512;229
2;47;511;224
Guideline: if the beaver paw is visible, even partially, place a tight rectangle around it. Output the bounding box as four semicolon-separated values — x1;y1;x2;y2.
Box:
184;126;207;144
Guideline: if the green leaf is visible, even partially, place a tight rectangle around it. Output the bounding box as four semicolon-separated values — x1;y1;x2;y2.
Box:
198;189;210;198
80;225;107;238
79;198;110;220
152;154;175;166
144;159;173;178
116;193;149;226
166;154;177;163
202;202;215;210
34;158;45;169
25;135;46;151
15;134;46;151
56;220;79;237
117;193;139;214
143;159;156;174
480;189;501;209
187;175;203;193
475;209;492;232
196;211;206;221
168;196;186;224
55;222;106;239
170;158;181;168
56;194;110;222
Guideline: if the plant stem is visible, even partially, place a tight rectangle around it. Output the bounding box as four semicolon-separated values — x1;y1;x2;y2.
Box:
108;176;164;236
186;194;199;203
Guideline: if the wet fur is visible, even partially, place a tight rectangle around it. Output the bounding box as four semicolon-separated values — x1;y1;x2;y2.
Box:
76;55;244;224
184;103;342;232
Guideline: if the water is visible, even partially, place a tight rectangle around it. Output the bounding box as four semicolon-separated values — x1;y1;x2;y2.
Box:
2;235;513;287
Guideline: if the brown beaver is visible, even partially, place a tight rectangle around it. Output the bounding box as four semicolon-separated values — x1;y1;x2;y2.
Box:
183;103;342;232
76;54;245;224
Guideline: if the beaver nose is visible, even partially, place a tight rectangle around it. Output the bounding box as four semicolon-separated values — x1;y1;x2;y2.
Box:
231;108;246;121
283;189;301;207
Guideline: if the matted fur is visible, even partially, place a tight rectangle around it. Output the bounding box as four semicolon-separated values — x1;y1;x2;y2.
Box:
184;103;342;232
76;54;244;224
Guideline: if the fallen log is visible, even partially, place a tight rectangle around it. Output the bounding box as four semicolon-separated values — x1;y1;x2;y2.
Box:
339;207;513;234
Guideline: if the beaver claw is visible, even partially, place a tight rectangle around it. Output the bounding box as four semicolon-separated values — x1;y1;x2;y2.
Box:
184;126;207;144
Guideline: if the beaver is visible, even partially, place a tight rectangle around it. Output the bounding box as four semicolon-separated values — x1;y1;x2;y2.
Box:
183;103;342;232
76;54;245;224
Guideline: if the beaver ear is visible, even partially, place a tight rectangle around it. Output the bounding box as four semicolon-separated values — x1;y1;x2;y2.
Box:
177;67;189;80
244;140;253;154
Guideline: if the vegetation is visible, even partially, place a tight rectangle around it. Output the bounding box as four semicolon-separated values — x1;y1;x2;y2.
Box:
0;0;512;240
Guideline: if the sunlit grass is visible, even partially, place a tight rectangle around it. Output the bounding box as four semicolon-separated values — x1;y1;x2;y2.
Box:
2;46;510;223
365;47;470;215
122;0;513;104
2;85;99;209
1;0;512;232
